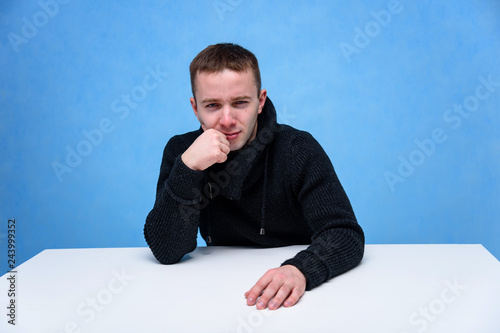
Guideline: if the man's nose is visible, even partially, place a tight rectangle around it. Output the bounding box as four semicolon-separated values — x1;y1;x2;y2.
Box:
219;105;236;128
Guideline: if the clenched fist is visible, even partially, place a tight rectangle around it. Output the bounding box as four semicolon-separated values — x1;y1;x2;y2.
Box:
181;129;231;171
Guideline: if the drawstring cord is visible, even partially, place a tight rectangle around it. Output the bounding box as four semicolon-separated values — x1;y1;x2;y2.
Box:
207;182;213;244
260;148;269;236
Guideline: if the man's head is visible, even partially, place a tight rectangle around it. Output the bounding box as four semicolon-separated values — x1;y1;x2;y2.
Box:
189;43;267;151
189;43;261;100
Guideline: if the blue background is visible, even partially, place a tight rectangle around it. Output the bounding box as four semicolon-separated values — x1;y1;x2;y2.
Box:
1;0;499;274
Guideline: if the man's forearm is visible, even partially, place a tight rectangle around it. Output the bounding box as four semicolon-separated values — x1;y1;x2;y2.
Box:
145;146;206;264
144;197;200;264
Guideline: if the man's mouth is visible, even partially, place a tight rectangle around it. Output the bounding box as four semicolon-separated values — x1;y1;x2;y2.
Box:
224;132;240;140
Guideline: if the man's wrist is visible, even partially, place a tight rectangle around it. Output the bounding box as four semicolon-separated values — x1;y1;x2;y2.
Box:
166;155;205;202
181;151;201;171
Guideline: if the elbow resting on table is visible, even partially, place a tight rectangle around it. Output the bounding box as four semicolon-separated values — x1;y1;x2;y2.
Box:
149;246;192;265
156;255;183;265
352;226;365;266
148;239;196;265
144;229;195;265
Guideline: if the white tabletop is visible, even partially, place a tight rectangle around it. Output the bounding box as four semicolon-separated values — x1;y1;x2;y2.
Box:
1;244;499;333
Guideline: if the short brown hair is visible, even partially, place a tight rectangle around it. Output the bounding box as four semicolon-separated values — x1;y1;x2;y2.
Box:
189;43;262;100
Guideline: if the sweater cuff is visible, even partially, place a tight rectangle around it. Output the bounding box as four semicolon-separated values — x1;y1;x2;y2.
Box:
282;250;328;291
165;156;205;204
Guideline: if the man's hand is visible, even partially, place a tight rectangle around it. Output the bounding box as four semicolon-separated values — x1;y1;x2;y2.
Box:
181;129;230;171
244;265;306;310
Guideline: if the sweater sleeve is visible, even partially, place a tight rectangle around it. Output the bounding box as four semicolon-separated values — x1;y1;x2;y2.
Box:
281;132;365;290
144;135;205;264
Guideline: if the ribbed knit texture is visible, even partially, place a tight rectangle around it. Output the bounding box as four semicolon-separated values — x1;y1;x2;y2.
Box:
144;97;364;290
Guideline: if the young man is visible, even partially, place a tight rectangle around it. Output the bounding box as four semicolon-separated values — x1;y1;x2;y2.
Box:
144;43;364;310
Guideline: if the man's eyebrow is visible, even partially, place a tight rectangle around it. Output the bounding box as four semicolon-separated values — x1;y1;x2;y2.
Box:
200;98;220;104
233;95;252;101
200;96;252;104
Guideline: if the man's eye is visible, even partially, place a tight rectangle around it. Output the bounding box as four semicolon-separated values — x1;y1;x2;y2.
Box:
206;103;218;108
234;101;248;107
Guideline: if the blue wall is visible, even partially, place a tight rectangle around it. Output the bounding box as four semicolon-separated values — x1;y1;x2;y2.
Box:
1;0;499;273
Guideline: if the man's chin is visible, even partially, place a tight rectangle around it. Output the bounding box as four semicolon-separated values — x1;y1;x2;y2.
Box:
229;145;242;152
229;140;246;152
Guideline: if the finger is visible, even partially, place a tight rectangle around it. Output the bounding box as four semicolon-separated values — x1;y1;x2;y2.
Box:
244;288;264;299
219;142;230;155
216;152;228;164
207;128;228;144
267;284;293;310
283;286;304;308
245;272;273;306
219;135;230;148
255;281;282;310
245;284;266;306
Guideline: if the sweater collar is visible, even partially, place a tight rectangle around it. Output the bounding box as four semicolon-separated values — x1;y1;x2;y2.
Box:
207;97;277;200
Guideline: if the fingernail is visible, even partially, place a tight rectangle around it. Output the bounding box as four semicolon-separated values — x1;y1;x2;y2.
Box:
257;301;264;309
269;301;277;309
284;301;291;307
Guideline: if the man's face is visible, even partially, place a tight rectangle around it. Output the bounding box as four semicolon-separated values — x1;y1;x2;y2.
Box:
190;69;267;151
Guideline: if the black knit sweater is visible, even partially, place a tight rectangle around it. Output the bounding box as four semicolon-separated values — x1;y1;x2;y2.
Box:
144;97;364;290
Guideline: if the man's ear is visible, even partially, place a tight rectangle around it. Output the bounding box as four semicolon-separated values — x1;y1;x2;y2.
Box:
258;89;267;114
190;97;207;131
190;97;199;121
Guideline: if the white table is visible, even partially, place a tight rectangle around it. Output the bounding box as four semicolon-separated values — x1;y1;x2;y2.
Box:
1;244;500;333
